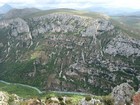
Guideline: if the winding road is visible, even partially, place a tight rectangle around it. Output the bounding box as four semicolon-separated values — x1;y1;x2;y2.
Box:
0;80;92;96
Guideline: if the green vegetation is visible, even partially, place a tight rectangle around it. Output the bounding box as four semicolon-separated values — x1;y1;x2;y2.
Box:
85;95;92;101
112;16;140;29
0;82;96;105
111;16;140;39
102;95;114;105
0;8;139;98
0;60;35;84
70;95;84;104
0;81;40;97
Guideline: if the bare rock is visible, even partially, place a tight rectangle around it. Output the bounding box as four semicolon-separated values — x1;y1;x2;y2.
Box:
104;35;140;57
79;97;102;105
0;91;9;105
112;83;135;105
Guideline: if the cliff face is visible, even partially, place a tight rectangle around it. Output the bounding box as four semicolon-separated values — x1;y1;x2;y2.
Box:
0;10;139;95
104;35;140;56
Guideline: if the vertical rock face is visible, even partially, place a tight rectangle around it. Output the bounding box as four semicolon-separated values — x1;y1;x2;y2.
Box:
112;83;135;105
0;10;140;95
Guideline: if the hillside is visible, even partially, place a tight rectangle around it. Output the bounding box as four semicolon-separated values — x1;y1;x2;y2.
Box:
0;9;140;97
111;16;140;40
112;16;140;28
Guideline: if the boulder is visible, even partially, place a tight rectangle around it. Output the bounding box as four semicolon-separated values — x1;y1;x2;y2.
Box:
112;83;135;105
79;97;102;105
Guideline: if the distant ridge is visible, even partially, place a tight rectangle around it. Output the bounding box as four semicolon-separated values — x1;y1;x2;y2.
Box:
3;8;41;19
0;4;13;14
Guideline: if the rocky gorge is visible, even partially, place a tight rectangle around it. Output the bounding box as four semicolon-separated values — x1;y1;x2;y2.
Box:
0;9;140;97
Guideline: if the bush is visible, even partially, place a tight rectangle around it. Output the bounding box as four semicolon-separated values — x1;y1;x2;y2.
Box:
60;101;65;105
58;96;63;101
85;96;92;101
8;95;14;103
46;96;51;100
65;98;72;105
102;96;114;105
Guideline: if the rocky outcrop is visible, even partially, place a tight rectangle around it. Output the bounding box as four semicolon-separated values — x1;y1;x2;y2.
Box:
79;97;102;105
0;17;32;41
0;91;22;105
112;83;135;105
29;13;114;38
0;91;9;105
104;34;140;57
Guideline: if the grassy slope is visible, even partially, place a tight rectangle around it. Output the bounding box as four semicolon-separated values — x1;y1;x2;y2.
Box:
111;16;140;39
112;16;140;28
0;81;40;97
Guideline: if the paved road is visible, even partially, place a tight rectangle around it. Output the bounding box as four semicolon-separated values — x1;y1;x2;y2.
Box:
0;80;92;96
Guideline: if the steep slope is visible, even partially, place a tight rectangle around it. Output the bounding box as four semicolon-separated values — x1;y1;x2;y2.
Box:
0;9;140;95
112;16;140;28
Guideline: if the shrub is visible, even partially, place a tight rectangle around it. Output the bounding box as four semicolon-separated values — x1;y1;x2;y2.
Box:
8;95;14;103
60;101;65;105
65;98;72;105
85;96;92;101
102;96;114;105
58;96;63;101
46;96;51;100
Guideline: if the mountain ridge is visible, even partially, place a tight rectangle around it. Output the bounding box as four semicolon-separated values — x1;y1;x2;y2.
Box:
2;8;41;19
0;4;13;14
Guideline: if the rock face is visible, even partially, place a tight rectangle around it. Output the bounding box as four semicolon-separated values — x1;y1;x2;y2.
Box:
0;91;21;105
0;9;140;95
104;35;140;56
112;83;135;105
0;18;31;38
0;91;9;105
29;13;114;39
79;97;101;105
